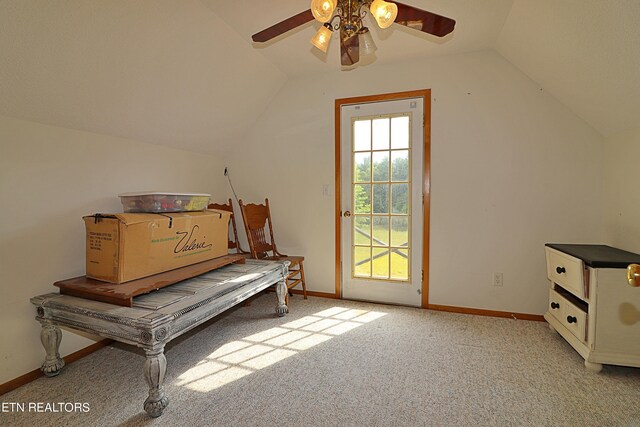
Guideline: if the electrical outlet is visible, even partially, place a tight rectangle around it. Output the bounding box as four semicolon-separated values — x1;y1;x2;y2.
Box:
493;272;503;287
224;167;228;176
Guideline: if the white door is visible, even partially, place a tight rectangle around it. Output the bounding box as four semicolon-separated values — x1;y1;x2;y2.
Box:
341;98;424;306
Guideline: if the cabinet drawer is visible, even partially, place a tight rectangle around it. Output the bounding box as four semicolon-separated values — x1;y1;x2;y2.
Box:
548;288;588;343
546;248;586;299
548;288;564;322
563;299;587;342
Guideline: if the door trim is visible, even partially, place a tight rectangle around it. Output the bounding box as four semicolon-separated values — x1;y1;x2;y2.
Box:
335;89;431;308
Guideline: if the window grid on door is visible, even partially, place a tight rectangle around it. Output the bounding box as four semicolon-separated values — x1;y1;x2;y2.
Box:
351;113;411;282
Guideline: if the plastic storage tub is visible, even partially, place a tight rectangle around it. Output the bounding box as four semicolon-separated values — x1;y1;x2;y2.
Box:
118;192;211;213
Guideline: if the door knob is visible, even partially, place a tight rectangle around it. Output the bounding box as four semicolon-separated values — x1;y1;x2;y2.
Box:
343;210;352;217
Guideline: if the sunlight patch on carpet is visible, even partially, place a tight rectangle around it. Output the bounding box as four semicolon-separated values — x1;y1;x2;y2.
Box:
176;307;387;392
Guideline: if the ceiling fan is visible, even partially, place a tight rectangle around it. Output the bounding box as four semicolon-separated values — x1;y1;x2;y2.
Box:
251;0;456;67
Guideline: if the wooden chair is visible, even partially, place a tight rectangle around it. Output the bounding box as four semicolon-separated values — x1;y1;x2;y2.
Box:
238;198;307;306
207;198;248;255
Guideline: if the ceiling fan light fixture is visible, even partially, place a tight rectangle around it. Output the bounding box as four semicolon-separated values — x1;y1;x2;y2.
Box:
251;1;456;67
310;23;333;53
311;0;337;23
370;0;398;29
358;27;377;55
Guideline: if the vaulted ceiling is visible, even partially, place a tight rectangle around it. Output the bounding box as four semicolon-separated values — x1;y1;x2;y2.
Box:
1;0;638;154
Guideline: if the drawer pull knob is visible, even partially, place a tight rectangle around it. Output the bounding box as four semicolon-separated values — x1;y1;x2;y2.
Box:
551;302;560;309
628;264;640;287
556;266;566;274
567;316;577;324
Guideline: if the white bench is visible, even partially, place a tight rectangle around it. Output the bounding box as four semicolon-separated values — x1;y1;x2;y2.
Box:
31;259;289;417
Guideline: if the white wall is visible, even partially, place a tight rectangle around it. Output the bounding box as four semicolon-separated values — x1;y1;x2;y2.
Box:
0;49;610;386
225;50;604;315
603;127;640;253
0;115;226;384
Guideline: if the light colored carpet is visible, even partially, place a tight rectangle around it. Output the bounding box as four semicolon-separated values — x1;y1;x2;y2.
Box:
3;294;640;426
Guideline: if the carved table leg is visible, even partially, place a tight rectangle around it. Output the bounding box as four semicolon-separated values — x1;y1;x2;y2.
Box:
40;321;65;377
143;348;169;418
275;263;289;317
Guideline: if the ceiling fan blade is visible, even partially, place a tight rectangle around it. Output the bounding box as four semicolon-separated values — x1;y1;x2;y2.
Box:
251;9;314;42
393;2;456;37
340;28;360;66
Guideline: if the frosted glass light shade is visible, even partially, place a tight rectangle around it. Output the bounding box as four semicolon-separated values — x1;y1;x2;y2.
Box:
311;24;333;53
370;0;398;29
311;0;336;23
358;27;377;55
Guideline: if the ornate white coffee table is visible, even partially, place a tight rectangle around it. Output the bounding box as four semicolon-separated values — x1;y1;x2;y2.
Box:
31;259;289;417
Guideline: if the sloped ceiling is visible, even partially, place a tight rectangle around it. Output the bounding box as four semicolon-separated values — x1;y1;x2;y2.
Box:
496;0;640;137
1;0;638;153
0;0;286;155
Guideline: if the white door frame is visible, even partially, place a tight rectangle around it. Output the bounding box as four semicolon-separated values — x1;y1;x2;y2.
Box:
334;89;431;308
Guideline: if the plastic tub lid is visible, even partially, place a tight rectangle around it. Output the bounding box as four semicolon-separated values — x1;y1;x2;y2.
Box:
118;192;211;197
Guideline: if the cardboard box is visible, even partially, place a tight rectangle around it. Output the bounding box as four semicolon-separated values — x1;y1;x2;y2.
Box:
84;209;230;283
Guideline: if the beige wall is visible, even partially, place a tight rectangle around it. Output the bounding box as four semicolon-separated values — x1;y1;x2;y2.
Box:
0;115;226;384
603;127;640;253
226;50;604;315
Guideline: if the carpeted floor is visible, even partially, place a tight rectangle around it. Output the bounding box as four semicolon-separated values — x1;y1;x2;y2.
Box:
3;293;640;426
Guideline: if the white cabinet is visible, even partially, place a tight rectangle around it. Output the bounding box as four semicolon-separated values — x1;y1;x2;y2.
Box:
544;244;640;372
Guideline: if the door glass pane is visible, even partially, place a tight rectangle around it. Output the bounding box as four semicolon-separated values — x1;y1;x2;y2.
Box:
391;217;408;247
354;153;371;183
372;151;389;182
354;184;371;214
391;249;409;280
354;120;371;151
391;183;409;214
372;216;389;246
354;216;371;245
391;150;409;182
372;184;389;214
391;116;410;149
350;112;411;283
372;118;389;150
372;247;390;279
354;246;371;277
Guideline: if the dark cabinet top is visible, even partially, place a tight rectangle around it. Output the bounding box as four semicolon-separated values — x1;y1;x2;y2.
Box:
546;243;640;268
